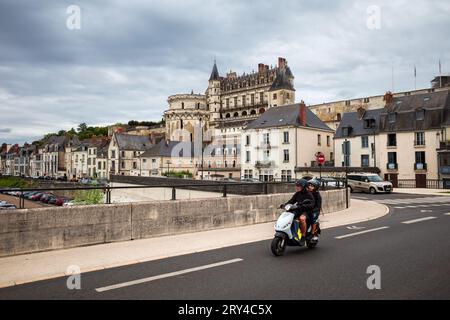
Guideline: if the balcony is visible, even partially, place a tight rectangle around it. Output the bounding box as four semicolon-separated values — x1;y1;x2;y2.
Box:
256;142;272;150
255;160;275;168
414;163;427;170
438;141;450;150
386;163;398;170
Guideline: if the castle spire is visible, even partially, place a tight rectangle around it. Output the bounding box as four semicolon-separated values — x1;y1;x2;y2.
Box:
209;60;220;81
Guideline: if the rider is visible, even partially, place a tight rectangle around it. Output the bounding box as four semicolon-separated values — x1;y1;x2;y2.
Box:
281;179;315;244
307;179;321;241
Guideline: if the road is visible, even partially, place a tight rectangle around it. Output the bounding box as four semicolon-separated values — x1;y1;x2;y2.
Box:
0;192;449;300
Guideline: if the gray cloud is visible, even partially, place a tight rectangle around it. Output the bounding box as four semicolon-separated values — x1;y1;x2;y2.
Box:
0;0;449;144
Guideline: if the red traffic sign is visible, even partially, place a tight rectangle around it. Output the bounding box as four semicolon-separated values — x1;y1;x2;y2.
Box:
316;152;326;164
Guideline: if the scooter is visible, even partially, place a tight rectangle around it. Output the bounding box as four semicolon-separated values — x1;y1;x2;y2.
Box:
271;201;321;256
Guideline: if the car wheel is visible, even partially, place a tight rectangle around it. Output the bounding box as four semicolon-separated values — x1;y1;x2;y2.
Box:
369;187;376;195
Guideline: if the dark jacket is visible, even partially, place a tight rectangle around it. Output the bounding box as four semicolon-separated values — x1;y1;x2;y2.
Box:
311;191;322;214
285;190;315;218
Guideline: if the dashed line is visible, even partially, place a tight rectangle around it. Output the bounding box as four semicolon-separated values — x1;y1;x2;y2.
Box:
335;227;390;240
95;258;243;292
402;217;437;224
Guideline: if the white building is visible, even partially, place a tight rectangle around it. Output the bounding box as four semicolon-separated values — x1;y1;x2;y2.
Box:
241;101;334;181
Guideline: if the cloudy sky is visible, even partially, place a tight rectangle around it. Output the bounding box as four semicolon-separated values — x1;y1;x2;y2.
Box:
1;0;449;144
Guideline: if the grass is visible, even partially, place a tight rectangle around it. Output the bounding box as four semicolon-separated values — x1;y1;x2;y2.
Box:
0;176;37;189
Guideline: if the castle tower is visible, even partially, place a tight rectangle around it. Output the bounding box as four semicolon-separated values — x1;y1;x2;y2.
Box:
206;61;222;123
268;57;296;107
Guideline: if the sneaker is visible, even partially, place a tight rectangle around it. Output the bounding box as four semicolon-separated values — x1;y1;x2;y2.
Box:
312;236;319;241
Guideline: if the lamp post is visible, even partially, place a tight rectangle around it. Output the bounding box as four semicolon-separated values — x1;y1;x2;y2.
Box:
200;117;204;180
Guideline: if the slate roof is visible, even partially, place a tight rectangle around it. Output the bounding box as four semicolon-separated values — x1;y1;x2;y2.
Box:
334;109;384;139
244;104;333;131
140;140;196;158
209;62;220;81
380;90;450;132
115;134;153;151
335;90;450;138
268;67;295;92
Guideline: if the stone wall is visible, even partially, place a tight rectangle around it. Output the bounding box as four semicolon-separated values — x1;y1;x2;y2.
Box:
0;189;349;257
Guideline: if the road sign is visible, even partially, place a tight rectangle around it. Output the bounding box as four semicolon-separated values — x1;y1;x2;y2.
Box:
316;152;325;165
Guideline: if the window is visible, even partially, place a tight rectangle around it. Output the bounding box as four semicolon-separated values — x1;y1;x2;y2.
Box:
234;97;238;106
387;133;397;147
263;133;270;145
327;136;330;147
283;150;290;162
283;132;289;144
111;150;116;159
260;92;264;103
121;161;125;169
388;112;397;123
342;127;350;137
133;162;137;169
121;151;125;157
273;93;277;100
98;162;101;170
317;134;321;146
415;151;426;166
361;136;369;148
226;99;229;108
242;95;246;106
287;170;292;182
181;102;184;109
388;152;397;166
364;118;376;129
263;150;270;161
251;94;255;105
364;98;370;103
416;109;425;121
246;135;251;146
281;170;287;182
361;155;370;167
246;151;251;163
415;132;425;146
345;101;350;106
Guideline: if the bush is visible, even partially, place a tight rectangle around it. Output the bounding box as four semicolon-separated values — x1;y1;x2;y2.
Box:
163;170;193;179
73;189;105;205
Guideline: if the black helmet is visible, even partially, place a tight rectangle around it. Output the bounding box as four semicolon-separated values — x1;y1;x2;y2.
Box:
295;179;308;188
308;179;320;189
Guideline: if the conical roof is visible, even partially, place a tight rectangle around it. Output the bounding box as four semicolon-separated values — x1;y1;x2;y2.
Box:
209;61;220;81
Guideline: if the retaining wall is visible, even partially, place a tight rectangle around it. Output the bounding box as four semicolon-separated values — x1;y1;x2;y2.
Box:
0;189;349;257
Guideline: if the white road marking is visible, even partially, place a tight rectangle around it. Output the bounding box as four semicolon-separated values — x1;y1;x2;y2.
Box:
420;210;433;213
346;226;366;230
394;207;405;209
95;258;243;293
444;213;450;216
402;217;437;224
335;226;390;240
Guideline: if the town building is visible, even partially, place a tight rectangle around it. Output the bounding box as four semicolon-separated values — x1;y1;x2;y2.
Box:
334;90;450;187
107;133;155;176
241;101;334;182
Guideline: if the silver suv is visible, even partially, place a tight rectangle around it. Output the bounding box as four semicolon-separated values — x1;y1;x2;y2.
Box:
347;173;393;194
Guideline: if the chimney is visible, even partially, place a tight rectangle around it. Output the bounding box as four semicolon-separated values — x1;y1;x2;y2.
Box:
91;135;97;144
299;100;307;126
258;63;265;74
278;57;286;69
383;91;394;105
357;106;366;120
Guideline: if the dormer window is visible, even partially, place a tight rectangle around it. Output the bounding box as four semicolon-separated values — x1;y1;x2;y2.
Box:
416;109;425;121
364;118;376;129
342;126;352;137
388;112;397;123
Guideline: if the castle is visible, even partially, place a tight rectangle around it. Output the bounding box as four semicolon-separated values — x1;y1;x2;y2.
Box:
164;57;296;144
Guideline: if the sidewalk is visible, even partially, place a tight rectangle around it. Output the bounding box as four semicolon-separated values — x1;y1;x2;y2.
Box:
393;188;450;196
0;199;388;289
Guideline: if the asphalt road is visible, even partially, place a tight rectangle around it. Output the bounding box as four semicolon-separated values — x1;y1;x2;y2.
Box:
0;192;449;300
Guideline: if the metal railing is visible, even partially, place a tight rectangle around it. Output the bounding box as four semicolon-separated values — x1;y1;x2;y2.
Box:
397;179;443;189
0;179;347;209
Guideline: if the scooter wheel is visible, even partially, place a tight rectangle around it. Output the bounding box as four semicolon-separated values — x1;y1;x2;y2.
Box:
306;240;317;249
271;237;286;256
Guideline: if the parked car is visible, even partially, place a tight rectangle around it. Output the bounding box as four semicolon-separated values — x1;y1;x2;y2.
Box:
241;178;261;183
48;195;59;205
347;173;393;194
40;193;55;203
30;192;45;201
0;204;16;210
55;197;71;206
